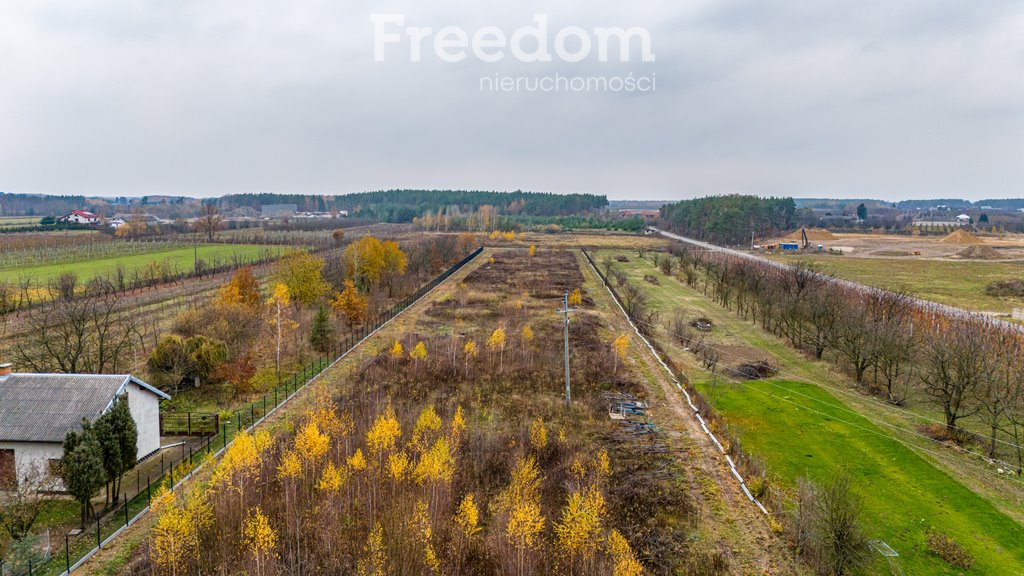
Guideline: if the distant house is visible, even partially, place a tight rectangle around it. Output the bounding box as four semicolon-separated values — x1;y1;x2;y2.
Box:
956;214;971;226
57;210;99;225
261;204;297;218
107;217;127;228
0;364;171;489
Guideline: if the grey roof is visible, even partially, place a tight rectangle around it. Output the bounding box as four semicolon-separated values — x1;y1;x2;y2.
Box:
0;373;170;443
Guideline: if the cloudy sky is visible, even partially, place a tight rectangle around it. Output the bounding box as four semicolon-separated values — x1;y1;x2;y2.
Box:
1;0;1022;201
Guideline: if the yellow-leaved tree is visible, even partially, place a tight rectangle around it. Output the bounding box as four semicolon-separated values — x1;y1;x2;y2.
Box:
568;288;583;307
554;484;607;574
463;340;478;376
243;506;277;576
359;523;389;576
612;333;630;374
276;250;329;307
487;327;507;370
501;456;545;576
331;279;368;330
218;267;262;310
521;325;534;367
606;530;643;576
529;416;548;451
389;340;404;360
267;283;292;376
409;341;427;363
366;403;401;462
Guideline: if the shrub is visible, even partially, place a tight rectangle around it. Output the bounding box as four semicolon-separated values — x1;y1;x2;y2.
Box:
985;278;1024;297
927;531;974;569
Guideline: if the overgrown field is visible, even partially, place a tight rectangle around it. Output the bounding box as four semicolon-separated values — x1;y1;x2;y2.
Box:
0;243;281;286
597;249;1024;575
769;254;1024;313
120;250;732;575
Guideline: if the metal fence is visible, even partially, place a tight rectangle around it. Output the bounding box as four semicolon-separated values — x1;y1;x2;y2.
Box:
0;246;483;576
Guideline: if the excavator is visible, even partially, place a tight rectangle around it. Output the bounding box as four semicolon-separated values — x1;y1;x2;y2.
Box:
801;227;810;249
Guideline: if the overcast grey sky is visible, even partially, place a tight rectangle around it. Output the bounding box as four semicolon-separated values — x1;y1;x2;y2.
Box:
1;0;1022;201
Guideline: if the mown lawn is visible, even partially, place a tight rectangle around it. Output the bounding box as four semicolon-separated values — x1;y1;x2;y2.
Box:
0;244;281;286
768;254;1024;313
596;249;1024;575
707;378;1024;575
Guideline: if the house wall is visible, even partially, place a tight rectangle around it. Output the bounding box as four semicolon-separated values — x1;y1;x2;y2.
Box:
0;441;64;488
125;382;162;459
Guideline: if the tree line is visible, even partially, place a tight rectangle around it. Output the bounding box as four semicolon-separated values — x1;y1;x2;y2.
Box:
659;195;798;245
666;244;1024;473
216;190;609;222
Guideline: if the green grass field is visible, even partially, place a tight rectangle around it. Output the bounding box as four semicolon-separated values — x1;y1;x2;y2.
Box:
0;216;41;229
770;254;1024;313
597;250;1024;575
0;244;281;286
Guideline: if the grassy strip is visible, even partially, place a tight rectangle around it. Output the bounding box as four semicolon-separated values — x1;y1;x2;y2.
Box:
0;244;280;286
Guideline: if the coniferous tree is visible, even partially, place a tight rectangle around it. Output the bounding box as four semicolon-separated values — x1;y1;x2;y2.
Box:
96;395;138;505
309;305;334;354
62;421;106;526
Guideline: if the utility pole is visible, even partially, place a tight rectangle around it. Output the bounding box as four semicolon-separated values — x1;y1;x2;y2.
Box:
557;290;578;407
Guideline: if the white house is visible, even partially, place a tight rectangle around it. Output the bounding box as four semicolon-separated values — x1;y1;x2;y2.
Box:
107;217;127;228
0;364;171;489
956;214;971;226
57;210;100;225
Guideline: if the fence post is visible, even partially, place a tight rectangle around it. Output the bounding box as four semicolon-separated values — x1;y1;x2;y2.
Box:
251;405;255;426
125;495;129;526
222;423;227;449
263;395;267;417
188;412;192;436
96;516;101;549
66;533;70;573
147;476;151;504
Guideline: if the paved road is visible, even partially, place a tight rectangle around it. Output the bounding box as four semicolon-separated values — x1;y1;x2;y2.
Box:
651;227;1024;334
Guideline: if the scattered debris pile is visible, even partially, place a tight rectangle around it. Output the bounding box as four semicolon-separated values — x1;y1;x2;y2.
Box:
615;255;630;262
643;274;660;285
940;229;984;245
728;359;777;380
604;392;665;452
690;317;714;332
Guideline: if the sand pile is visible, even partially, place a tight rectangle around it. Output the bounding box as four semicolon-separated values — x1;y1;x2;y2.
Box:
955;245;1001;260
940;229;984;245
785;227;837;241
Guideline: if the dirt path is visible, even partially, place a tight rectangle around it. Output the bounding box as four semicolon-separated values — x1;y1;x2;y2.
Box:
575;251;798;575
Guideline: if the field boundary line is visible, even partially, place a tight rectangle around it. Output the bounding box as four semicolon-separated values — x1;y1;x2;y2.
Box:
580;249;770;516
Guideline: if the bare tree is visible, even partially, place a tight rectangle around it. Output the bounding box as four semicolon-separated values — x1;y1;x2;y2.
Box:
12;296;135;373
919;322;990;438
194;203;225;242
0;464;56;542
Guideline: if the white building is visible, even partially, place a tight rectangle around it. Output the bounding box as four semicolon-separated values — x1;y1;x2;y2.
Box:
56;210;100;225
0;364;170;489
107;217;127;228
